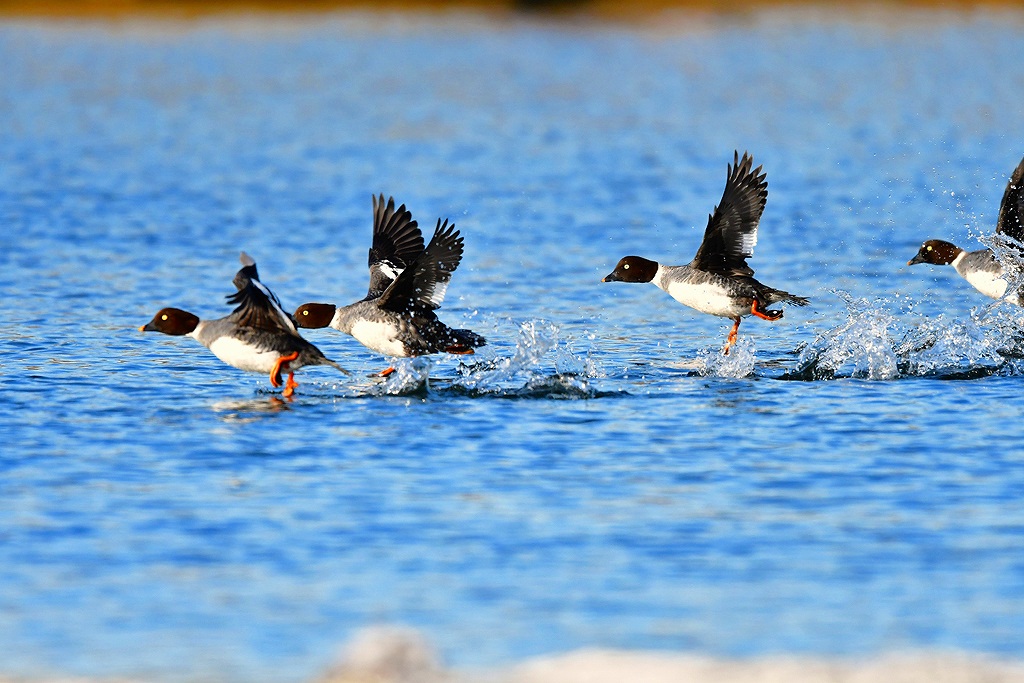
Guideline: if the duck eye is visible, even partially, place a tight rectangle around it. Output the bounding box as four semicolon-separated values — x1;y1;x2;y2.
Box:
161;314;168;321
302;310;308;316
926;245;933;251
623;263;630;269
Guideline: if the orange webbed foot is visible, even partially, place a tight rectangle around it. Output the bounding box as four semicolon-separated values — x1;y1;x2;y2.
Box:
271;351;300;388
751;299;783;321
282;373;298;398
446;345;475;355
378;367;396;378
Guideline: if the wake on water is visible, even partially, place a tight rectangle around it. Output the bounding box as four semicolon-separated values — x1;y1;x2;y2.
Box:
784;290;1024;381
238;253;1024;404
304;288;1024;400
351;319;611;400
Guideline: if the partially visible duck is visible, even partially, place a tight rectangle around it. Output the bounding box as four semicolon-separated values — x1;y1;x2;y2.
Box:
295;198;485;374
603;151;809;355
140;253;349;396
908;154;1024;306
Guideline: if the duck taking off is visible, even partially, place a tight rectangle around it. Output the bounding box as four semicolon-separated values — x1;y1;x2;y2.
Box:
907;154;1024;306
294;195;485;375
603;151;809;355
140;252;349;397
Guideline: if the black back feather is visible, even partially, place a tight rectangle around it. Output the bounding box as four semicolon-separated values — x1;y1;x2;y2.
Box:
226;253;299;336
996;155;1024;244
378;218;464;313
366;194;425;299
690;151;769;278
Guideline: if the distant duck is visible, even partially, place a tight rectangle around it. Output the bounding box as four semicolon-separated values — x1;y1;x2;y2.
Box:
294;195;486;375
603;151;809;355
908;155;1024;306
140;253;349;397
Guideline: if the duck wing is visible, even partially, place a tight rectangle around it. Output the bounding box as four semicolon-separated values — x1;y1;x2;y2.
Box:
690;151;768;278
366;194;424;299
226;252;300;336
996;155;1024;244
377;218;464;313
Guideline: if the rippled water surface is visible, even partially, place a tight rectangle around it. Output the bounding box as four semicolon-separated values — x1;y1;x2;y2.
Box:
3;8;1024;682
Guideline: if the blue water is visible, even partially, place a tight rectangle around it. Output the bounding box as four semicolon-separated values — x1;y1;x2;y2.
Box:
3;8;1024;682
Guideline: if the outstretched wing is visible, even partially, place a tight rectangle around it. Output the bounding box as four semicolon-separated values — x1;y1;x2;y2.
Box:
996;155;1024;244
377;218;464;313
690;151;768;277
226;252;299;336
366;194;424;299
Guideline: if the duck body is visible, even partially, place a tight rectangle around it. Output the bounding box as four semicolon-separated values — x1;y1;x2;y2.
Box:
952;249;1017;303
188;316;335;375
653;264;802;319
327;300;483;358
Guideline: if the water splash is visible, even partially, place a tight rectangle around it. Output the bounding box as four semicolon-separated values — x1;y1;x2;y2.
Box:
452;319;601;399
785;290;1024;381
694;336;757;379
789;291;900;380
895;313;1003;377
337;320;606;400
372;356;435;397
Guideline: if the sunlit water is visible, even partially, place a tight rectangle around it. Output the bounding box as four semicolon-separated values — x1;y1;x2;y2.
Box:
3;8;1024;682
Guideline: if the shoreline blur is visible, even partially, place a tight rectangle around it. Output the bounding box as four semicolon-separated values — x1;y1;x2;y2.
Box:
2;0;1024;20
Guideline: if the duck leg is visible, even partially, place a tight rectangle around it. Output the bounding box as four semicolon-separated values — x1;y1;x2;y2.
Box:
283;372;299;398
723;318;741;355
750;298;783;321
270;351;300;388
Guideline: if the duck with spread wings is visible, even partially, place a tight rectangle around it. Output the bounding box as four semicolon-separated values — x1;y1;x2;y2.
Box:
603;151;809;355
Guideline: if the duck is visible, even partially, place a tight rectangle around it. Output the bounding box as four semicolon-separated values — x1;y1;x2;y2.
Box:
907;154;1024;306
294;195;485;375
602;151;809;355
140;252;349;397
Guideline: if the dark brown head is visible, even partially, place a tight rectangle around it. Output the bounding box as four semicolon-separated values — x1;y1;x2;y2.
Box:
293;303;337;329
908;240;963;266
139;308;200;335
602;256;659;283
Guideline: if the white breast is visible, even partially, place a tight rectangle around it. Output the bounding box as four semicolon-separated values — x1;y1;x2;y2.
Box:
350;319;409;357
952;251;1010;301
962;268;1011;301
205;336;281;374
658;268;748;319
962;268;1009;301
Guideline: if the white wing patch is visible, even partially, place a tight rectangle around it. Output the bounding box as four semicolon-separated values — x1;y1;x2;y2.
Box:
378;261;402;282
427;279;450;308
741;226;758;257
251;278;297;335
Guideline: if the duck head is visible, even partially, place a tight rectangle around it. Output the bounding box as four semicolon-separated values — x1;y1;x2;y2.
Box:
908;240;962;266
294;303;337;329
140;308;200;335
602;256;659;283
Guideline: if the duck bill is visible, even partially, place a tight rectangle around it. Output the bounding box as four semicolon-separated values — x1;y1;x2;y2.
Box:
602;272;621;282
139;322;155;332
907;254;926;266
